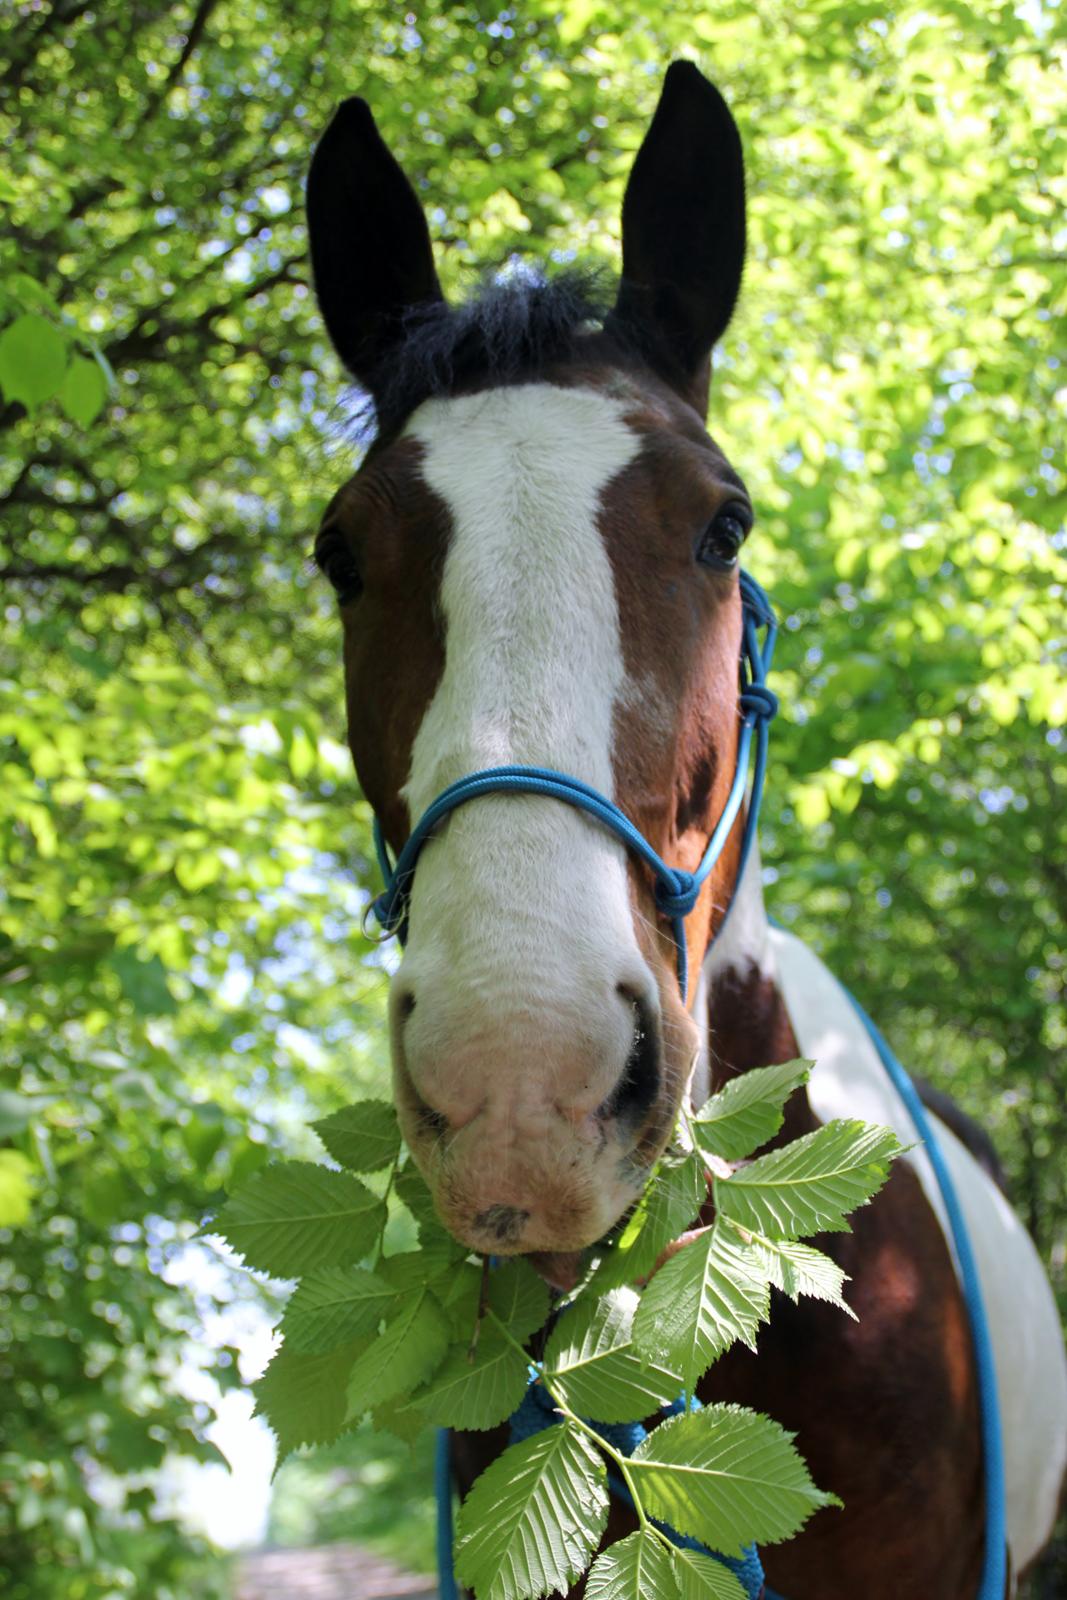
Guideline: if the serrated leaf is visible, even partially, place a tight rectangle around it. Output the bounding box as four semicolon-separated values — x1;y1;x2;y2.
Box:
585;1529;681;1599
714;1120;902;1240
380;1248;443;1294
419;1221;470;1275
418;1325;531;1430
434;1258;548;1358
394;1160;438;1229
345;1288;449;1419
743;1234;855;1317
211;1161;385;1276
588;1151;705;1293
252;1339;366;1464
487;1259;551;1341
312;1099;401;1172
544;1288;682;1422
692;1060;811;1162
633;1226;770;1391
671;1544;748;1600
437;1260;485;1339
455;1423;609;1600
371;1392;429;1445
630;1405;837;1555
279;1265;397;1353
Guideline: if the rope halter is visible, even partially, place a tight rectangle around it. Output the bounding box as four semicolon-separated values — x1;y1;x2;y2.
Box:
367;570;777;1001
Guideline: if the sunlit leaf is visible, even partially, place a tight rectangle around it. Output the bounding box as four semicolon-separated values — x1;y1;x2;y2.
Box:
211;1161;385;1277
312;1099;401;1172
632;1227;770;1390
692;1061;811;1162
545;1288;682;1421
714;1121;902;1240
630;1406;838;1554
455;1423;609;1600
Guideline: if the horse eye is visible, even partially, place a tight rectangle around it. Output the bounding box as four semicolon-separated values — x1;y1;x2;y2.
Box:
697;502;752;572
316;535;363;605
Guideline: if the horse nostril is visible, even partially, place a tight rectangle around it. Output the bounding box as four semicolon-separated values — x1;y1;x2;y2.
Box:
599;988;661;1124
472;1204;530;1244
396;990;416;1022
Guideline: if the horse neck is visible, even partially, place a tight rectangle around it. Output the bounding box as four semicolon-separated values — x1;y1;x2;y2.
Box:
689;841;820;1139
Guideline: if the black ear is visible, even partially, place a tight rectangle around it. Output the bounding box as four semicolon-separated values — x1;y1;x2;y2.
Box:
306;97;443;391
610;61;745;411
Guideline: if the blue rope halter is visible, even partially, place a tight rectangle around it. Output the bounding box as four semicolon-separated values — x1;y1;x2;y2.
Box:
367;570;778;1001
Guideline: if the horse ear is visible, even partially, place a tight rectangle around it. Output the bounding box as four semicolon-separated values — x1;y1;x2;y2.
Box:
306;97;444;390
611;61;745;411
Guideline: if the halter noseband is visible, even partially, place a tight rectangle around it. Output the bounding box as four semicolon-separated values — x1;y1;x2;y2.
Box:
367;570;777;1000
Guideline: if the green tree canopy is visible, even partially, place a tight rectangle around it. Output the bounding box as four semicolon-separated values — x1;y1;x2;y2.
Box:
1;1;1063;1594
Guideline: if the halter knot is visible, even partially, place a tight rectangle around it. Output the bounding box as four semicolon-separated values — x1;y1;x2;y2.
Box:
653;870;701;920
740;683;779;722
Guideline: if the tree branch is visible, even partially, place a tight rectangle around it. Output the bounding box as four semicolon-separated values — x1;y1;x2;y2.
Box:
135;0;220;130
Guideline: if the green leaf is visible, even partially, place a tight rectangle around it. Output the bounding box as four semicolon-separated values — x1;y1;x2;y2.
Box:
692;1060;811;1162
714;1120;902;1240
437;1260;486;1339
0;1150;34;1226
0;312;68;411
252;1339;367;1463
345;1288;449;1419
670;1544;748;1600
743;1235;855;1317
487;1258;551;1342
544;1288;682;1422
371;1391;429;1446
211;1161;385;1277
312;1099;401;1172
109;949;177;1016
630;1405;838;1555
379;1248;441;1295
279;1265;397;1353
394;1160;438;1229
589;1151;705;1292
455;1423;609;1600
584;1529;681;1600
418;1325;531;1431
632;1227;770;1391
58;354;108;426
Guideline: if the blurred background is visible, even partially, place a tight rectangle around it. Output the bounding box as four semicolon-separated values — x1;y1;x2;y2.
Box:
0;1;1063;1596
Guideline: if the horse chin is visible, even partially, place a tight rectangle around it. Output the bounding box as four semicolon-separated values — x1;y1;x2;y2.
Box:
525;1250;586;1292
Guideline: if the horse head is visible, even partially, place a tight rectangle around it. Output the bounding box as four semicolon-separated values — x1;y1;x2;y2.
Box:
307;63;753;1258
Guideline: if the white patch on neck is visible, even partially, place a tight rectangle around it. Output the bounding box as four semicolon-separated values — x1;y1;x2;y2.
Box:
702;837;772;984
398;384;652;1073
688;841;772;1108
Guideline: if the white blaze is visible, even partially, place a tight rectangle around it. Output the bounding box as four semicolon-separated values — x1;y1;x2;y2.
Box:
398;383;651;1109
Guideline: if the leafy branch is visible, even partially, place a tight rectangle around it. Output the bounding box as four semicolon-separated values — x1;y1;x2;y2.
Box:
209;1064;902;1599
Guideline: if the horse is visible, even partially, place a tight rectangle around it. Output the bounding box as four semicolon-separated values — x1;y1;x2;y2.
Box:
304;60;1067;1598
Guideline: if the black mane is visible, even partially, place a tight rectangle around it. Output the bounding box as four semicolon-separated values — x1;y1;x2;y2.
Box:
350;267;622;439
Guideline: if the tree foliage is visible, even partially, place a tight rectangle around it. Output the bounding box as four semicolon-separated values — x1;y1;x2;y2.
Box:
0;0;1064;1593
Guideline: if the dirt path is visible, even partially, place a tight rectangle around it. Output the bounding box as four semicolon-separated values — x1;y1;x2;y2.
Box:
235;1543;437;1599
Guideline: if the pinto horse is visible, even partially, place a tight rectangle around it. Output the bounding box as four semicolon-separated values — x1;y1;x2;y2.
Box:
305;62;1067;1598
